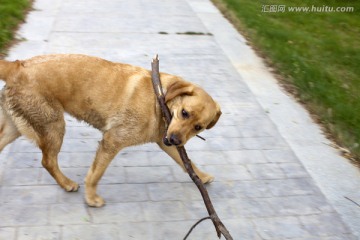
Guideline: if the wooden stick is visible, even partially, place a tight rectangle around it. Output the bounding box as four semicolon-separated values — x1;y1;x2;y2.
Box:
151;55;234;240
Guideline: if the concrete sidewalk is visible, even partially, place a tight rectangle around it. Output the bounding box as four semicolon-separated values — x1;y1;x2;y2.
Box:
1;0;359;239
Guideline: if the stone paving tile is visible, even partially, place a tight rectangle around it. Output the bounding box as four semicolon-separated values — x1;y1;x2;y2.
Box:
1;168;41;186
299;213;352;238
207;180;272;199
57;185;85;204
6;41;47;60
8;139;40;153
17;13;54;41
182;200;213;220
181;182;206;200
262;149;299;163
247;163;287;180
49;204;90;225
114;151;150;167
186;150;229;165
170;165;193;183
97;167;127;184
54;13;207;34
165;54;251;87
64;126;102;139
38;167;84;186
61;0;195;16
143;201;189;222
290;236;357;240
89;202;145;224
224;149;268;165
237;117;280;138
60;139;100;152
265;178;320;196
154;221;199;240
147;182;185;201
213;198;276;218
0;227;16;240
17;226;61;240
184;136;245;151
278;162;309;178
0;0;358;239
115;222;155;240
156;220;221;240
203;125;244;138
240;136;289;150
48;33;221;57
267;195;335;216
125;166;175;183
204;164;253;181
0;204;48;227
57;152;95;168
223;218;262;240
98;183;149;203
62;224;119;240
6;152;42;169
254;216;310;239
0;185;59;204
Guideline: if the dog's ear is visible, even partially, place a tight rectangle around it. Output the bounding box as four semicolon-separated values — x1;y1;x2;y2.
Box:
206;102;222;129
165;81;194;103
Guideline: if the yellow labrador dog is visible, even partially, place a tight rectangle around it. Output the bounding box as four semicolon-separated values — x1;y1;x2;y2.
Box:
0;54;221;207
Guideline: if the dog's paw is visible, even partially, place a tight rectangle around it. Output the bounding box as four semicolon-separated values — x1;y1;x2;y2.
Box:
86;195;105;208
64;182;80;192
200;174;214;184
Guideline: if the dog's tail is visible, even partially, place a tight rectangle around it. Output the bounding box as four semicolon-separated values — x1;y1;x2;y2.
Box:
0;59;22;82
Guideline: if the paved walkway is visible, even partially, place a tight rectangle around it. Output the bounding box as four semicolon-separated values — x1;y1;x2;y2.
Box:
1;0;359;239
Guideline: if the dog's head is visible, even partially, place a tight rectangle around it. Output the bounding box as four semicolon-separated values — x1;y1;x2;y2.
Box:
163;80;221;146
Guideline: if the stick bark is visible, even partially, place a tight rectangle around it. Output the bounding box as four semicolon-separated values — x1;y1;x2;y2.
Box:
151;55;234;240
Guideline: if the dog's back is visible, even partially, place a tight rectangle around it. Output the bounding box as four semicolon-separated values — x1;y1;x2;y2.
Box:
0;54;157;131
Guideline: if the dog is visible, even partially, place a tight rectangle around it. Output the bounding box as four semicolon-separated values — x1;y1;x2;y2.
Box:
0;54;221;207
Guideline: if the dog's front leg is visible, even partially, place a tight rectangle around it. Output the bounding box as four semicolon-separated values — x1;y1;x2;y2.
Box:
157;141;214;183
85;131;123;207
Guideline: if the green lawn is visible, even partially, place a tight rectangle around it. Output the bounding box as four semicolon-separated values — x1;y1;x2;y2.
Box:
213;0;360;161
0;0;32;56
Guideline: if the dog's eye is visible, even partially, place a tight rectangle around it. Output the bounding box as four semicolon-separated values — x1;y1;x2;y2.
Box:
194;125;202;131
182;109;190;119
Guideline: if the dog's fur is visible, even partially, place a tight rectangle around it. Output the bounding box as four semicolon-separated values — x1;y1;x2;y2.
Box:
0;54;221;207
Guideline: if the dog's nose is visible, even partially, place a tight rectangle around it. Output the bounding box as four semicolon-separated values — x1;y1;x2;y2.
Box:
169;134;182;146
163;135;172;146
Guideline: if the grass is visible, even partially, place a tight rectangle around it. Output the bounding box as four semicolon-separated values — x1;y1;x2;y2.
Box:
212;0;360;162
0;0;32;56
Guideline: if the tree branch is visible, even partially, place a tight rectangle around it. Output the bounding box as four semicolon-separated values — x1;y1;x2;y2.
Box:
151;55;234;240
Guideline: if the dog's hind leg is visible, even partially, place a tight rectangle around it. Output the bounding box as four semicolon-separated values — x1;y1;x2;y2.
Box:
38;117;79;192
7;94;79;192
85;130;123;207
0;106;20;151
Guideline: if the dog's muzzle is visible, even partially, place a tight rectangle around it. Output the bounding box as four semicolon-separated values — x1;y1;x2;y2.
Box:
163;133;182;146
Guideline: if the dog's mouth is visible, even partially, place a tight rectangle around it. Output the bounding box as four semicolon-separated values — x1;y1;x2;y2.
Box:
163;133;183;146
